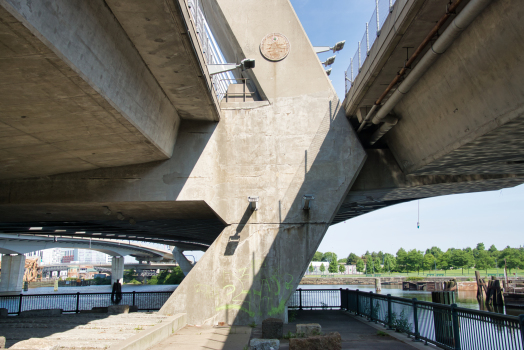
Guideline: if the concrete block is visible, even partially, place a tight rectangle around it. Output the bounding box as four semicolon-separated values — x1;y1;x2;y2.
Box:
250;338;279;350
296;323;322;337
108;305;130;314
19;309;62;317
0;308;8;318
129;305;138;313
79;307;108;314
289;332;341;350
0;336;5;349
262;318;283;339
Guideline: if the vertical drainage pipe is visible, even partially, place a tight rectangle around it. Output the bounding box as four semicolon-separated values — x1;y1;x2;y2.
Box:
369;0;493;145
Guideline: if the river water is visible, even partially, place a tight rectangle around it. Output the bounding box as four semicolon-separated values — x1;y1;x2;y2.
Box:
21;283;522;316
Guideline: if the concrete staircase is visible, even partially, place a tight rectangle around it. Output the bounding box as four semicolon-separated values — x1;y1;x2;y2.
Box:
0;313;171;349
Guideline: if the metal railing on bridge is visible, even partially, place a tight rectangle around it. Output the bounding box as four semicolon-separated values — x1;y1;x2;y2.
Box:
187;0;234;101
0;291;172;315
288;288;523;350
345;0;408;93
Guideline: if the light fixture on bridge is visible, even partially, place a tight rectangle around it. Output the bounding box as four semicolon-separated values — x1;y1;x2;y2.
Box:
29;227;42;230
322;56;336;67
103;206;112;215
314;40;346;54
129;218;136;225
207;58;255;75
325;68;332;76
116;212;125;220
302;194;315;210
248;196;259;211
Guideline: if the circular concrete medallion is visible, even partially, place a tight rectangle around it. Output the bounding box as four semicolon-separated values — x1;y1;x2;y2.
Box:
260;33;290;61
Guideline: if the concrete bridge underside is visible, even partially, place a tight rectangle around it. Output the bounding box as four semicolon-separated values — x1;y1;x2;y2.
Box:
0;0;522;325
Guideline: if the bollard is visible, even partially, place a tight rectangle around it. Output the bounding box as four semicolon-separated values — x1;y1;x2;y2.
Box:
54;279;58;292
23;281;28;292
299;288;303;311
375;277;381;293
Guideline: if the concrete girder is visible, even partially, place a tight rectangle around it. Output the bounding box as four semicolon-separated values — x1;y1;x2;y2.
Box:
0;254;25;295
0;235;174;262
0;0;180;179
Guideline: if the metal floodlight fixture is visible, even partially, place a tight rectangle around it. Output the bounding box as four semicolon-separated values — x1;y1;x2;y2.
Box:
322;55;336;67
325;68;332;76
314;40;346;54
129;218;136;225
208;58;256;76
248;196;259;211
116;212;125;220
302;194;315;210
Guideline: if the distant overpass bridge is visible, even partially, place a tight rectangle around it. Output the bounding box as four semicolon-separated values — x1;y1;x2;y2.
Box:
0;0;521;324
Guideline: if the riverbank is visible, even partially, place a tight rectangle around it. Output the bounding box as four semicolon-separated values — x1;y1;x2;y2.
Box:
299;276;474;285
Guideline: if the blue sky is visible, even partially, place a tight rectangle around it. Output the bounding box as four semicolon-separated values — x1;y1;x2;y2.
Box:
290;0;524;258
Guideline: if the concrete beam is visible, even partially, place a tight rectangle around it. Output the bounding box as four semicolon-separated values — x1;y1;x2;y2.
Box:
0;254;25;295
171;247;193;276
0;0;180;179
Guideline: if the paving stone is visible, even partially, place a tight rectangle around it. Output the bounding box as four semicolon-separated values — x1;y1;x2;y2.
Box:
296;323;322;337
250;338;280;350
108;304;129;314
262;318;283;339
289;332;341;350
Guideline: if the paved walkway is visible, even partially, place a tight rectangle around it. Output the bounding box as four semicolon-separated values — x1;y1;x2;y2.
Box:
251;310;423;350
149;325;252;350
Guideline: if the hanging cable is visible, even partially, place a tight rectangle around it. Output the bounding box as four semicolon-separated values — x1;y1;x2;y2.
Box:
417;200;420;229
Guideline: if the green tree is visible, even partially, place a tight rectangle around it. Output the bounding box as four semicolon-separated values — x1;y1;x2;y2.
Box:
123;269;136;283
323;252;338;263
319;263;326;273
347;253;360;265
476;242;485;251
383;254;396;273
312;251;323;261
437;252;451;275
499;247;523;273
338;258;347;264
372;256;382;273
308;263;314;273
423;253;436;272
475;250;494;274
406;249;424;274
339;264;346;273
396;248;408;272
450;250;474;275
328;258;339;273
356;259;365;273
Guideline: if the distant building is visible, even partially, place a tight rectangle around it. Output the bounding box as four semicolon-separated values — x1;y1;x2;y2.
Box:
306;261;362;275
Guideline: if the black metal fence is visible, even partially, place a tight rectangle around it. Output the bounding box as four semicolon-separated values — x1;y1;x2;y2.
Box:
0;291;172;315
288;288;524;350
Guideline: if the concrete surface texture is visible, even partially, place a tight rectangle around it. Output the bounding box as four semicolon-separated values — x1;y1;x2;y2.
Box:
0;1;180;179
0;254;24;294
1;312;172;349
149;325;252;350
111;256;124;285
250;310;421;350
157;0;366;325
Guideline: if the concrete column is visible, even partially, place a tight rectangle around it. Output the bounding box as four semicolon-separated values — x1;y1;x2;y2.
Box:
111;256;124;285
172;247;193;276
0;254;26;295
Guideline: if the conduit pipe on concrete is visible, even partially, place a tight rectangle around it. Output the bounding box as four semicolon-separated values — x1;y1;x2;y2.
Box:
369;0;493;145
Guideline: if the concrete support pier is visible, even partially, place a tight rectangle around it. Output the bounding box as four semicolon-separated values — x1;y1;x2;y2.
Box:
0;254;25;295
111;256;124;285
172;247;193;276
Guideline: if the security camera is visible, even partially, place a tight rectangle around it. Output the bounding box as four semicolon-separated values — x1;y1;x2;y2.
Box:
241;59;255;71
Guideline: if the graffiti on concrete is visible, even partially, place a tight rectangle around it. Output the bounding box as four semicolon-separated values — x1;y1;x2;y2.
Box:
195;259;294;318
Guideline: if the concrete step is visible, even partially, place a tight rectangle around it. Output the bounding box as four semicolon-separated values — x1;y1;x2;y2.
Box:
3;312;170;349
